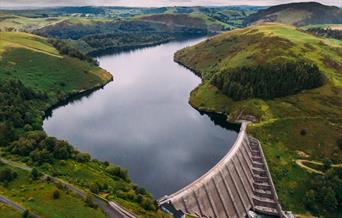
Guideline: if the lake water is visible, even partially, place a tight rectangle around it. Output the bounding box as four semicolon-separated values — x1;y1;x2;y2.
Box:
43;38;238;198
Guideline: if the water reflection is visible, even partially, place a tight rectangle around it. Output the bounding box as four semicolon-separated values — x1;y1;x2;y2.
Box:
43;38;238;198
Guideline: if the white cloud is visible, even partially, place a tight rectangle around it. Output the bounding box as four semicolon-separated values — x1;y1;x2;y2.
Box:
0;0;341;8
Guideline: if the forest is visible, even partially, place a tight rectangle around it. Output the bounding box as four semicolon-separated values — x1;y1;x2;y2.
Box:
304;168;342;215
211;60;324;100
36;20;208;55
305;27;342;40
0;79;158;213
48;38;98;65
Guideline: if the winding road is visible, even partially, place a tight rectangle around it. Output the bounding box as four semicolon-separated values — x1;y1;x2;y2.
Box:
0;195;40;218
295;159;342;175
0;157;136;218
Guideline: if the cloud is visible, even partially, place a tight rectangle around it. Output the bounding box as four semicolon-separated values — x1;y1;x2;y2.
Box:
0;0;341;8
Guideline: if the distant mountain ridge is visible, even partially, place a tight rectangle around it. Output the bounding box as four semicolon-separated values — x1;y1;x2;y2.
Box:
244;2;342;26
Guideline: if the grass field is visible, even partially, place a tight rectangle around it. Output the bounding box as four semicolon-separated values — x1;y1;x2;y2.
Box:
0;13;67;32
0;163;107;218
0;203;22;218
0;13;113;32
175;23;342;216
40;159;158;216
0;32;112;100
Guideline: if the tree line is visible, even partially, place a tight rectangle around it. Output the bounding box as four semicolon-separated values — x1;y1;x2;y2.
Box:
211;60;324;100
305;168;342;216
47;38;98;65
0;78;158;212
306;27;342;40
0;80;47;146
36;19;208;55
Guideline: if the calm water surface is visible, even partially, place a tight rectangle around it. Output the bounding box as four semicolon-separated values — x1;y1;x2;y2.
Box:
43;38;238;198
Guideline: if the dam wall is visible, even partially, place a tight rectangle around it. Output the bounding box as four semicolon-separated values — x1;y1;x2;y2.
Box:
159;121;285;218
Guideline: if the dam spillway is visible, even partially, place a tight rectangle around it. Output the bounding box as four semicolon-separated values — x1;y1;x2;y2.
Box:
159;121;286;218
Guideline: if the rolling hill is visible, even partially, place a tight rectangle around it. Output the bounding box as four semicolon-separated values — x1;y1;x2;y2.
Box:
175;23;342;216
0;32;112;100
176;23;341;86
137;13;230;32
243;2;342;26
0;32;168;217
0;6;253;55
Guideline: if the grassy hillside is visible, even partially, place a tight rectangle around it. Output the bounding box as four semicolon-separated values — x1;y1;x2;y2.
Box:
175;23;342;216
34;11;235;55
0;32;166;217
0;163;107;218
34;18;210;55
0;32;112;101
176;23;341;85
0;12;114;32
0;6;254;55
137;13;230;32
0;203;21;218
243;2;342;26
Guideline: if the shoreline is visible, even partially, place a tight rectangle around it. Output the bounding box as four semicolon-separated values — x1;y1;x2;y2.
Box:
174;56;240;124
44;75;113;118
88;40;171;57
87;34;210;57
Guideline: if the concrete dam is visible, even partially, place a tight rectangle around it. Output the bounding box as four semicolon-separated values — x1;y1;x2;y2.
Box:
159;121;286;218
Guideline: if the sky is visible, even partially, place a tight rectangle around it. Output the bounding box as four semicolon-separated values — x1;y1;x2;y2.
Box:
0;0;341;8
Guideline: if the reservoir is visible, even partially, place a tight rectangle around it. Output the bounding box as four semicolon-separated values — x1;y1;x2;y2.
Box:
43;38;238;198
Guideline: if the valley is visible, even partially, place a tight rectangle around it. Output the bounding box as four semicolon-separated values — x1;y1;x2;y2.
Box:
0;1;341;218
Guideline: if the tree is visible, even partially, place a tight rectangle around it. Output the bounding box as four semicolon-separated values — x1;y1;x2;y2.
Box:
89;183;99;194
211;60;324;100
76;152;91;163
323;159;332;171
337;137;342;150
0;122;16;146
85;194;97;208
305;189;318;214
141;198;157;211
22;210;30;218
52;140;74;159
136;187;146;195
304;169;341;216
31;168;39;180
52;189;60;199
0;168;17;182
105;164;129;181
320;186;337;210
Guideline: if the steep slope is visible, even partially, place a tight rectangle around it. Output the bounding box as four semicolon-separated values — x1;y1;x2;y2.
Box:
176;23;341;86
243;2;342;26
175;23;342;216
0;32;112;100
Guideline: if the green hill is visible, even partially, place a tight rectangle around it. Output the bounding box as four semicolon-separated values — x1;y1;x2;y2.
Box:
0;32;167;217
175;23;342;216
34;13;231;55
176;23;341;86
137;13;230;32
243;2;342;26
0;32;112;101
